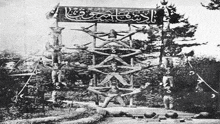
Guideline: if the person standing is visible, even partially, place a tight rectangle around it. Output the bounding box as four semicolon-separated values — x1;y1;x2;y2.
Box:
163;82;174;109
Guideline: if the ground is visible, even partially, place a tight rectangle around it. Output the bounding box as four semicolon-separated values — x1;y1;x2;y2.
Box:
64;101;220;124
2;101;220;123
98;117;220;124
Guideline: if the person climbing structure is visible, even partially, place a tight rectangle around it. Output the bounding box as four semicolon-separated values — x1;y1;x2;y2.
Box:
50;26;65;45
51;63;62;84
162;58;174;109
46;26;65;65
50;63;65;103
73;25;150;48
48;26;65;103
88;61;143;86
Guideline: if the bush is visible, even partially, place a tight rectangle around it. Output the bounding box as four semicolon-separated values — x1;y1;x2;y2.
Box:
0;67;19;108
132;56;220;113
175;92;217;113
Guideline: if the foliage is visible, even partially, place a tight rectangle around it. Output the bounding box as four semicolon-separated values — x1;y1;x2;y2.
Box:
64;90;96;101
1;103;97;122
16;55;219;114
172;23;198;38
0;50;21;59
175;92;217;113
0;50;21;69
0;51;21;108
202;0;220;10
77;50;93;65
134;86;164;107
185;57;220;92
156;2;201;58
173;57;219;113
0;68;19;108
132;56;220;113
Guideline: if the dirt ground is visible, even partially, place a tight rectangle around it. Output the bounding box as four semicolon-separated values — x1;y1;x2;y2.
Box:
98;117;220;124
67;101;220;124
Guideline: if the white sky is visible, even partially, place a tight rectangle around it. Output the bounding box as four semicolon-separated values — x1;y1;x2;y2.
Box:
1;0;220;60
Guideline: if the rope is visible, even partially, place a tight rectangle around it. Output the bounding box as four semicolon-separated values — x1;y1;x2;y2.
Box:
187;57;219;94
15;60;40;102
196;73;218;94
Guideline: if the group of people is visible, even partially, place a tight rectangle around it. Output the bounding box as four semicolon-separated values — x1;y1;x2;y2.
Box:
46;26;175;109
162;57;174;109
88;80;151;108
46;26;66;103
88;57;175;109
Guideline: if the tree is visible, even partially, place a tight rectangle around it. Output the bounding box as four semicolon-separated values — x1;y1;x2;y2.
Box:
129;1;213;109
201;0;220;10
157;1;200;58
124;1;201;66
202;0;220;113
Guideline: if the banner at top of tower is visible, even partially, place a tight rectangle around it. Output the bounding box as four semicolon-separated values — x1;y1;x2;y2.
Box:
57;6;164;24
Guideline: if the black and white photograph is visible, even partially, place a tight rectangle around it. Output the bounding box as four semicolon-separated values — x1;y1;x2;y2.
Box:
0;0;220;123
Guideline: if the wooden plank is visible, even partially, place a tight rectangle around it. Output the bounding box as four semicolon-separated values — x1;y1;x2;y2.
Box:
10;73;36;76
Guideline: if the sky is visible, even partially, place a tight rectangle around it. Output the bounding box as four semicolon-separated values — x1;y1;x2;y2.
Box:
1;0;220;60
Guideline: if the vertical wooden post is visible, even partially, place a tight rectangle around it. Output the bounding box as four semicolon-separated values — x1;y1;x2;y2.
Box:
159;23;164;65
42;90;45;115
55;18;62;45
218;91;220;112
128;24;134;107
159;2;169;65
93;23;99;105
93;23;97;86
217;73;220;112
55;18;58;27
